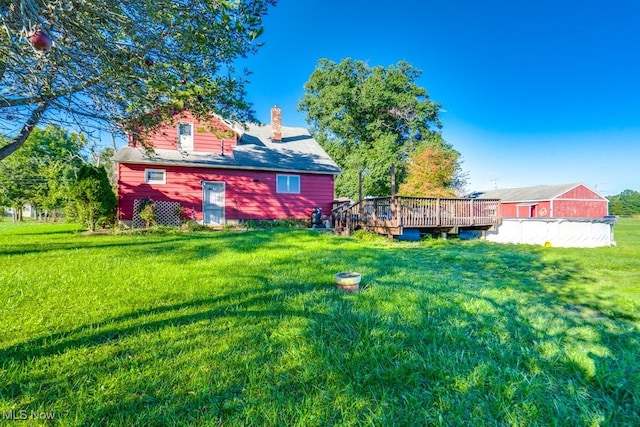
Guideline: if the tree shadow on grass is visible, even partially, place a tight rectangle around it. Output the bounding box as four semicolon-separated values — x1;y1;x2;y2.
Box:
7;229;84;236
298;241;640;425
1;234;639;425
0;283;329;423
0;228;300;259
0;288;298;362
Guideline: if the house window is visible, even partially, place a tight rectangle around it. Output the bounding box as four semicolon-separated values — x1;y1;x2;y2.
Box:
178;122;192;137
177;122;194;151
276;174;300;193
145;169;166;184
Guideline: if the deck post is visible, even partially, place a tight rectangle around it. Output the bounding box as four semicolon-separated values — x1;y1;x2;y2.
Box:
357;170;364;222
436;198;441;227
390;164;396;198
358;170;363;204
471;199;475;226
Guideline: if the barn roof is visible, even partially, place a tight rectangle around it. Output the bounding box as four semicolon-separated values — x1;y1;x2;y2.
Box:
114;123;341;175
472;183;588;202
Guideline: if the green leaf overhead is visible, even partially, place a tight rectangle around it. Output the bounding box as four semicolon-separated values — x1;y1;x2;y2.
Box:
0;0;277;160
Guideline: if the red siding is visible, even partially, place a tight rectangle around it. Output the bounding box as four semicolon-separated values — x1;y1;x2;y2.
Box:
537;201;552;217
553;184;608;217
552;200;608;217
117;163;335;222
500;203;517;217
559;184;606;200
503;201;552;218
132;112;238;154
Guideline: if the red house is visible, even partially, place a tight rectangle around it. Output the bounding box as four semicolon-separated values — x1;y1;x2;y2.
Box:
113;107;341;226
474;183;609;219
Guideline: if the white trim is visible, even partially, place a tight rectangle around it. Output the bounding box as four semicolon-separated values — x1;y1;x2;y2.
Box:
276;174;301;194
144;168;166;184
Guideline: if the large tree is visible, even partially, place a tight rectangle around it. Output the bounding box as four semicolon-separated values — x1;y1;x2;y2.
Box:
298;58;445;199
0;0;275;160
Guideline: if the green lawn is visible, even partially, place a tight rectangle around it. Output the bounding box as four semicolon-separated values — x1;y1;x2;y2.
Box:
1;219;638;426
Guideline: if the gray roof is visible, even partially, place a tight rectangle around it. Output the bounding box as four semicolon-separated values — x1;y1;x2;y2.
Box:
113;123;341;175
473;183;592;202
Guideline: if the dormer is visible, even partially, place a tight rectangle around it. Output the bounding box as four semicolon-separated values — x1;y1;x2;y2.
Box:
128;111;240;155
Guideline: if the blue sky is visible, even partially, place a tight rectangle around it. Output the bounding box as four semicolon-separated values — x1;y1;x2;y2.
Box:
238;0;640;196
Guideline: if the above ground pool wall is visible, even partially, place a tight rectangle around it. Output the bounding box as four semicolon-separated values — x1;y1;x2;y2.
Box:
485;218;616;248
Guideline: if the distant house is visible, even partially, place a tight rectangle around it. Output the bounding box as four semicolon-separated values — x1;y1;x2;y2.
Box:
473;183;609;219
113;107;341;226
3;203;37;220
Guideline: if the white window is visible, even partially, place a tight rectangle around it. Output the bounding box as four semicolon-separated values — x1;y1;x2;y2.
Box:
277;174;300;193
177;122;194;151
145;169;166;184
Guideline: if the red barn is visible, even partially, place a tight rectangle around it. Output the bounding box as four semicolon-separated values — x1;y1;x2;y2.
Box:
113;107;341;226
475;183;609;218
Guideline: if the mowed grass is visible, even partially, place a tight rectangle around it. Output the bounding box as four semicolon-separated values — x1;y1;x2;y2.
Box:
0;219;638;426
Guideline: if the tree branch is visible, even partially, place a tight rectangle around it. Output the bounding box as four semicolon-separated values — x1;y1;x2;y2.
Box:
0;100;49;161
0;76;102;108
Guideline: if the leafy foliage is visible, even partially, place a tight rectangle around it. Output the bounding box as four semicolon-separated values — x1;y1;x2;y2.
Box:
138;200;157;228
69;164;117;231
399;134;467;197
608;189;640;215
0;0;276;160
0;125;85;219
299;58;457;198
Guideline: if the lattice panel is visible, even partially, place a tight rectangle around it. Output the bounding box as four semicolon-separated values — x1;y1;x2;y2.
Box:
132;199;182;227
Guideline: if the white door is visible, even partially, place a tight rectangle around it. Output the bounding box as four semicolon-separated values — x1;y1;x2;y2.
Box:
203;182;225;226
178;122;194;151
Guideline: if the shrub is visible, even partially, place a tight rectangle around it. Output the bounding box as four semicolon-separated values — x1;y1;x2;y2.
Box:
69;165;117;231
182;221;209;232
138;199;157;228
351;229;387;242
176;205;196;224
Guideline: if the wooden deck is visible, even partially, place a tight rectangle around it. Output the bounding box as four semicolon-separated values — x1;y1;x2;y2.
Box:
332;196;502;237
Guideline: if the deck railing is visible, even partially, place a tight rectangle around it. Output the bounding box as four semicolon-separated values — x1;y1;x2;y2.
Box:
332;197;501;236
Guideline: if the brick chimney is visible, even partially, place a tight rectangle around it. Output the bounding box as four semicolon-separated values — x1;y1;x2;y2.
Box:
271;105;282;142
